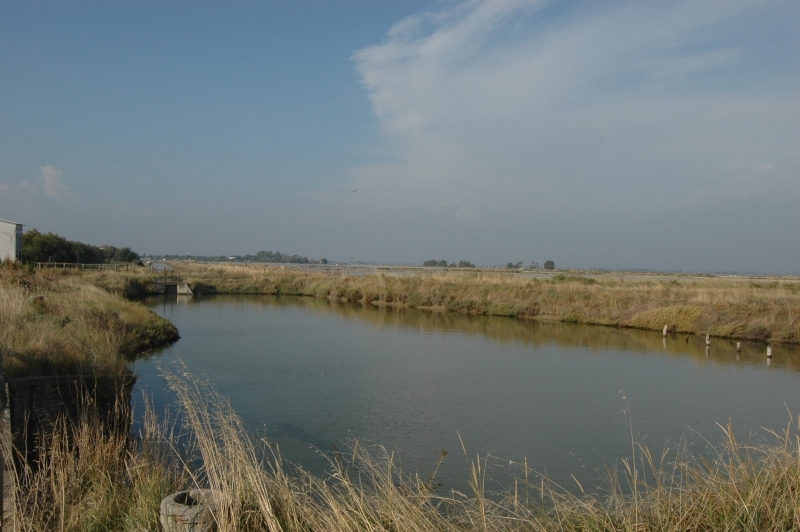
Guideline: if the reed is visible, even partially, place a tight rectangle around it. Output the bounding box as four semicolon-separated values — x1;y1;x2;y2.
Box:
0;263;178;377
5;396;189;532
174;262;800;344
11;370;800;531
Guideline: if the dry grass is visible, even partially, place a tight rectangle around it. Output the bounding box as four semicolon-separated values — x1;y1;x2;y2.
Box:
172;262;800;344
12;370;800;531
5;397;188;532
0;264;178;377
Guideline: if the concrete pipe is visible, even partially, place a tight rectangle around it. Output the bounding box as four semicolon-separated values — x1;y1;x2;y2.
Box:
160;489;219;532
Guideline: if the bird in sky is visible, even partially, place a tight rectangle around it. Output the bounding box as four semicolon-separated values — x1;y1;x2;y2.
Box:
351;189;358;192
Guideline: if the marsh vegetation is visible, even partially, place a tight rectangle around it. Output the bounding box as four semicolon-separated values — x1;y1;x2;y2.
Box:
148;262;800;344
0;263;177;377
10;371;800;531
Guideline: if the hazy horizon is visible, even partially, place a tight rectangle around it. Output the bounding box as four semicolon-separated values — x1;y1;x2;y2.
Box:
2;1;798;274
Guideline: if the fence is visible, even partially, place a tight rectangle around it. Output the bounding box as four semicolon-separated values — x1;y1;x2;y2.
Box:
35;262;130;271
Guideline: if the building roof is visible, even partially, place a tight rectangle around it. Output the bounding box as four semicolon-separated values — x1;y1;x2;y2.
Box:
0;219;23;226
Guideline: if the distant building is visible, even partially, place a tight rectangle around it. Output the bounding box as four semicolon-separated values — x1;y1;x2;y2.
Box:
0;219;23;262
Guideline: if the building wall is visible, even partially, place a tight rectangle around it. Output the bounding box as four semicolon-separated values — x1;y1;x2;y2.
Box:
0;220;23;262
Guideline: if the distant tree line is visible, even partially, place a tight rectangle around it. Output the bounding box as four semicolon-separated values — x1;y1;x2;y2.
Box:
423;260;475;268
422;258;555;269
22;229;140;264
506;260;555;270
155;251;327;264
245;251;328;264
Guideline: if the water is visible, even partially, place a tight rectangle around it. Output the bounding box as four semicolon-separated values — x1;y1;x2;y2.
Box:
133;294;800;492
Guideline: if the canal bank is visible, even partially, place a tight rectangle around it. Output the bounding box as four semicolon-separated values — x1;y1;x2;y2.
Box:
159;262;800;345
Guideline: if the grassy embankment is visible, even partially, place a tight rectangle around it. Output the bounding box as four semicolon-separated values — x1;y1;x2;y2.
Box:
157;262;800;344
0;264;178;377
11;369;800;531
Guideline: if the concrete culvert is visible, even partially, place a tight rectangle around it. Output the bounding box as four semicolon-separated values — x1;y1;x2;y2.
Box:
160;489;220;532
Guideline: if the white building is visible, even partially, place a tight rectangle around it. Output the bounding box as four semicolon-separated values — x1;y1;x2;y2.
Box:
0;219;23;262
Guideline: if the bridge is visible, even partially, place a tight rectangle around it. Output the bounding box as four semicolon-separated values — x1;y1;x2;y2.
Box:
151;266;193;295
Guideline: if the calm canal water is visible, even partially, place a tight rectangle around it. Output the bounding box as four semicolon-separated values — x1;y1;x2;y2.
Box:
134;294;800;491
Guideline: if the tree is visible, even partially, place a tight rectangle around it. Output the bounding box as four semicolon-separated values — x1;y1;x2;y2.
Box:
114;247;140;263
544;260;555;270
506;262;514;269
22;229;74;263
458;260;475;268
101;245;118;262
529;261;540;269
22;228;138;264
73;241;105;264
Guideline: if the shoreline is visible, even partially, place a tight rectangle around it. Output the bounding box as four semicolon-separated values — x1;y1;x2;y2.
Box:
0;266;178;379
142;262;800;345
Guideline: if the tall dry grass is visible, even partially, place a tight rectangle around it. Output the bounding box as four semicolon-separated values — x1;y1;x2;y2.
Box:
172;262;800;344
170;372;800;531
0;264;178;377
10;369;800;531
5;396;188;532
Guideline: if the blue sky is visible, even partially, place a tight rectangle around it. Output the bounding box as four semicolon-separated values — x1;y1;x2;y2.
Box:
1;0;798;272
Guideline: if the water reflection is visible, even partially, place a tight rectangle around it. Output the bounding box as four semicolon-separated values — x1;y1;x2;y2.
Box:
147;294;799;370
137;294;800;492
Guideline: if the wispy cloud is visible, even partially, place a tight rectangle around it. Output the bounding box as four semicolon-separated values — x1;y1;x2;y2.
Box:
344;0;799;269
38;165;71;199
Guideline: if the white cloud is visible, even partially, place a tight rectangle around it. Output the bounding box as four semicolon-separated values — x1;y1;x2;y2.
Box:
0;183;10;194
336;0;800;270
16;182;37;192
455;205;476;223
347;1;797;222
38;165;71;199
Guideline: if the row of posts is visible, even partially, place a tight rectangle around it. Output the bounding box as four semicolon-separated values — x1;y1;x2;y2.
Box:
662;323;774;362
